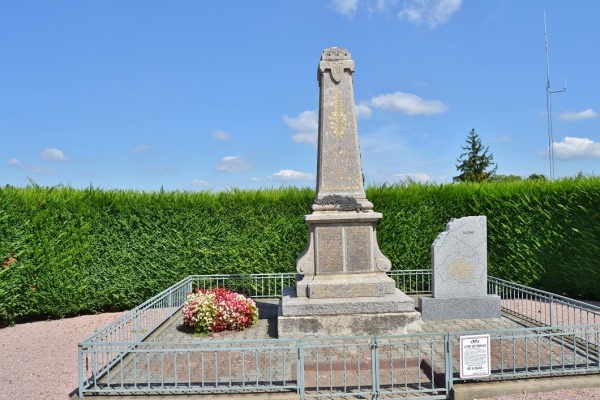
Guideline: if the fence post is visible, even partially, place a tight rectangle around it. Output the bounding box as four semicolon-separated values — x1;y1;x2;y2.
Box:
550;296;555;327
493;279;499;296
135;314;140;342
297;340;305;400
445;333;453;395
597;329;600;368
78;344;84;398
371;336;380;398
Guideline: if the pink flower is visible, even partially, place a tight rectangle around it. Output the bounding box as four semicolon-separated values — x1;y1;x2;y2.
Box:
181;288;258;334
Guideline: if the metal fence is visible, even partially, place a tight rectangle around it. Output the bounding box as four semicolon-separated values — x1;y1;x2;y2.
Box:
190;273;297;298
77;277;191;394
489;276;600;328
78;271;600;399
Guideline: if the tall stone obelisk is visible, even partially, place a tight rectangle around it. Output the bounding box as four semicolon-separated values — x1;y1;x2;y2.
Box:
277;48;421;338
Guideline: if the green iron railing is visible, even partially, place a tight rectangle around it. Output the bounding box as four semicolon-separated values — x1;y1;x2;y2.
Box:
78;270;600;399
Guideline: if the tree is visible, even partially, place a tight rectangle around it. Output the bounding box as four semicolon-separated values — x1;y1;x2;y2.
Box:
527;173;547;181
493;174;522;183
453;129;497;183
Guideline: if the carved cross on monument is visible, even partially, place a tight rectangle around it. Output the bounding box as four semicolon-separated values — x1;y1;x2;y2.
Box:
278;48;421;338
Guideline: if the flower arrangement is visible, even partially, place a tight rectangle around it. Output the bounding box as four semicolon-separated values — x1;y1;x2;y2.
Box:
182;287;259;334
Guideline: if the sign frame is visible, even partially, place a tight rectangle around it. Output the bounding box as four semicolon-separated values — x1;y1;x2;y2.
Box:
459;334;491;379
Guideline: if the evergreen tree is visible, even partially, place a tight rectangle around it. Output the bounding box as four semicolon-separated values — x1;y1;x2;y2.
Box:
453;129;497;182
527;173;547;181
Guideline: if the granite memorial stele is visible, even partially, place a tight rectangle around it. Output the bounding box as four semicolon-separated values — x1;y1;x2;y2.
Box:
419;216;501;321
277;47;422;338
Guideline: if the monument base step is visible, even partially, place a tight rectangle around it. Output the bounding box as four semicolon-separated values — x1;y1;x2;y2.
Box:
278;286;422;338
280;286;415;315
296;273;397;299
418;295;501;321
277;310;422;338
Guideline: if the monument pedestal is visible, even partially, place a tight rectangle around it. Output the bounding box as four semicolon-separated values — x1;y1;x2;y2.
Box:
279;287;422;338
419;295;501;321
295;211;397;298
278;208;422;338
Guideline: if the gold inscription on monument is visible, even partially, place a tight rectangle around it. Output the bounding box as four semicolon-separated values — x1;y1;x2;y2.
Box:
316;226;344;273
447;257;477;283
309;284;382;299
329;90;347;137
346;226;372;272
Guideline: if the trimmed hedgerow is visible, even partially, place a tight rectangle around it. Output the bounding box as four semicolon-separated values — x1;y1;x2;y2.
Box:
0;185;312;325
1;177;599;325
368;177;600;299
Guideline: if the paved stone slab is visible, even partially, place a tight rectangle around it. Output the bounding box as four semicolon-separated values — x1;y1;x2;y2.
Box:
277;311;423;338
452;374;600;400
280;287;414;316
420;295;501;321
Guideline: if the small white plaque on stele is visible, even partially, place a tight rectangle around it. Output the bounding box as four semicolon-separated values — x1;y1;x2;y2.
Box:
459;334;491;379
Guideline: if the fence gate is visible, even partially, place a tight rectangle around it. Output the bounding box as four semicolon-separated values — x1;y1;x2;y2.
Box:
298;335;450;399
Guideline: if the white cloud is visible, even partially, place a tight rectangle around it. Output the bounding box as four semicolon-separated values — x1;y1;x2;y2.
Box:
329;0;460;27
215;156;255;172
356;103;373;119
398;0;462;28
186;179;209;187
394;172;431;183
552;137;600;160
330;0;359;17
8;158;22;167
559;109;598;121
40;148;69;162
211;129;231;140
8;158;56;173
268;169;314;181
369;91;448;115
131;145;151;154
370;0;399;13
250;177;262;182
283;111;319;146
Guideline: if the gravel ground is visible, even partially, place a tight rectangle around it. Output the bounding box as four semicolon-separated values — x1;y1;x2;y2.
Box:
0;312;124;400
0;312;599;400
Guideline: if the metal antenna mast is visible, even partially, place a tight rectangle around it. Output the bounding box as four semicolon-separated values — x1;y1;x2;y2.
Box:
544;12;566;180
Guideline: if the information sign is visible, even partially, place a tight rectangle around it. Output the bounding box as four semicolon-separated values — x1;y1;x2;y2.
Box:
459;334;491;379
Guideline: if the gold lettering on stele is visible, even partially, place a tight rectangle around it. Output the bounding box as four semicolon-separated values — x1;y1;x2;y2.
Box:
329;90;347;137
447;257;477;283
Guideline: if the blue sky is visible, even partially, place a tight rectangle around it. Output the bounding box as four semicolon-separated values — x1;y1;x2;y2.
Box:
2;1;599;192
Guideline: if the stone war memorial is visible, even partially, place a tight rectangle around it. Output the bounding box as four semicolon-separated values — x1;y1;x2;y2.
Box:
75;47;600;400
277;47;422;338
419;216;501;321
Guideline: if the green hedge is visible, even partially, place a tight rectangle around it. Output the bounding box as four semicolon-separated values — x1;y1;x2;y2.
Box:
369;178;600;298
1;177;599;325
